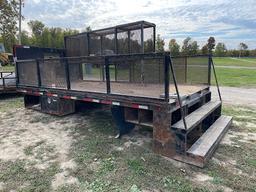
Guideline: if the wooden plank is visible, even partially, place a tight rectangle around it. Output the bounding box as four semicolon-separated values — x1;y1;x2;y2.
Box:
172;100;221;131
187;115;232;158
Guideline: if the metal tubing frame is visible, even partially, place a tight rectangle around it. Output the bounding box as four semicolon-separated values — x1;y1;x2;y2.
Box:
105;57;111;93
169;57;188;130
210;56;222;101
164;55;170;101
36;59;41;87
64;58;71;90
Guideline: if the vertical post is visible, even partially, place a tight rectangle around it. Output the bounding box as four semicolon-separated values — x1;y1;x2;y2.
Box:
105;57;111;94
115;27;118;54
100;35;103;55
64;58;71;90
164;55;170;101
184;56;188;83
208;55;212;85
128;30;131;54
153;26;156;52
141;22;144;53
36;59;41;87
87;33;90;56
15;61;20;86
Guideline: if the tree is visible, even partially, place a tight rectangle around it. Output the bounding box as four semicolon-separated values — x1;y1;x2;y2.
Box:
0;0;20;52
156;34;165;52
181;37;198;55
239;42;248;57
201;45;208;55
168;39;180;56
207;37;215;54
215;42;227;57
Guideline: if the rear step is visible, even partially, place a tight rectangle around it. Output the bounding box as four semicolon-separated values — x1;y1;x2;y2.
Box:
171;100;221;132
187;115;232;167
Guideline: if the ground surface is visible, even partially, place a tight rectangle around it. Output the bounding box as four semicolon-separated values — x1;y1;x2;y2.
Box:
0;94;255;192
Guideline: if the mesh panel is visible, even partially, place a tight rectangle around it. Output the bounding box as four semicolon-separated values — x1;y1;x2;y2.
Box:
66;35;88;57
40;58;67;89
109;56;164;98
89;34;101;55
144;27;154;53
102;34;115;55
68;57;106;93
187;57;209;84
117;31;128;54
17;60;38;86
130;29;142;53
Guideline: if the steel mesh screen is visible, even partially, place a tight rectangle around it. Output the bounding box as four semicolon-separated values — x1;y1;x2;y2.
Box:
39;58;67;89
66;35;89;57
130;29;142;53
102;34;115;55
89;34;101;55
68;57;106;93
109;56;164;98
144;27;154;53
117;31;129;54
17;60;38;86
187;57;209;84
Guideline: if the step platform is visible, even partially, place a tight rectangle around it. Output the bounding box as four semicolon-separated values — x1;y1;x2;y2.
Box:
174;115;232;167
172;101;221;132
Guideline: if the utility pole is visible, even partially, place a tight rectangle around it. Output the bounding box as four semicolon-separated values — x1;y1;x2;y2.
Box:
18;0;22;45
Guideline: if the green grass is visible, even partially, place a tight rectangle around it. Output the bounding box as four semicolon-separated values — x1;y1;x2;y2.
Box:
0;65;15;72
0;96;23;112
213;57;256;67
213;68;256;87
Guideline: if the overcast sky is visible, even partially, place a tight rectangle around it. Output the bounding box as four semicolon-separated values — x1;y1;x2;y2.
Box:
22;0;256;49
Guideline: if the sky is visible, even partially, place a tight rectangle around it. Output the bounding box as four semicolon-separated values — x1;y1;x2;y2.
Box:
21;0;256;49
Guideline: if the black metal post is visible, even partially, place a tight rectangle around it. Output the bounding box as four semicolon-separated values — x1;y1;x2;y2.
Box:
36;59;41;87
153;26;156;52
210;56;222;101
105;57;111;94
87;33;90;56
208;55;212;85
115;27;118;54
128;30;131;54
164;55;170;101
15;61;20;85
169;56;188;130
141;23;144;53
185;56;188;83
64;58;71;90
100;35;103;55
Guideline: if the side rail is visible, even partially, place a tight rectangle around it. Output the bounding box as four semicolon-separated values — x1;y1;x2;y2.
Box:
16;53;171;101
0;71;16;90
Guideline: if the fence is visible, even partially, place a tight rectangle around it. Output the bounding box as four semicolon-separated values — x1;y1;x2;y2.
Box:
16;53;211;101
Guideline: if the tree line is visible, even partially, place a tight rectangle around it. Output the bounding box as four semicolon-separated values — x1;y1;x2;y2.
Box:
156;35;256;57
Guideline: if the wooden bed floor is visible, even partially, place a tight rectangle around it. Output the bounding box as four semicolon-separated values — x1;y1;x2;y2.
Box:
70;81;207;98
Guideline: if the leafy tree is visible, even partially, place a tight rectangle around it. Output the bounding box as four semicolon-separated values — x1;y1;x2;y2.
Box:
215;42;227;56
207;37;215;54
181;37;198;55
156;34;165;52
0;0;20;52
168;39;180;56
201;45;208;55
239;42;248;57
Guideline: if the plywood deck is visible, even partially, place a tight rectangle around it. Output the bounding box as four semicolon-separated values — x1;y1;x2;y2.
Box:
70;80;207;98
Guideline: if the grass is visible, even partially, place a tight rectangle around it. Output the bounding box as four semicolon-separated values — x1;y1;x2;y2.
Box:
213;57;256;67
0;97;256;191
213;67;256;87
0;65;15;72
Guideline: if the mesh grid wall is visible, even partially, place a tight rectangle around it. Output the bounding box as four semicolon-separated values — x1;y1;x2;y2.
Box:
89;34;101;55
39;58;67;89
130;29;142;53
68;57;106;93
17;60;38;86
117;31;129;54
144;27;154;53
108;56;165;98
102;34;115;55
